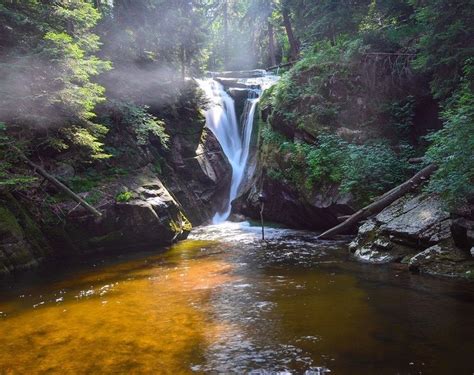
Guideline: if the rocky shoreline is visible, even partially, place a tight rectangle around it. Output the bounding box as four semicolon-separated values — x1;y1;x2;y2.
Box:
350;193;474;279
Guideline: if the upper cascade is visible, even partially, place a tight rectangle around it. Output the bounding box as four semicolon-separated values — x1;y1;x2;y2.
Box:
197;71;279;224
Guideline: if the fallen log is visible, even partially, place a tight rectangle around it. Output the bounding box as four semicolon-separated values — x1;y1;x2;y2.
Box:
318;164;437;240
337;215;351;222
8;145;102;218
266;61;296;71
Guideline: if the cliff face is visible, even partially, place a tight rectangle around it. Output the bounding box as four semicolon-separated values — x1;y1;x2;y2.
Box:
234;167;355;231
0;85;231;276
0;194;51;274
233;48;445;230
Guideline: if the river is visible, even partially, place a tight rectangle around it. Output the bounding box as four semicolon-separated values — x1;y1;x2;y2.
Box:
0;222;473;374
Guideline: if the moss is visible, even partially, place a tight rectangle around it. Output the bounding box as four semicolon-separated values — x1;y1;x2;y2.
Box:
0;194;50;257
0;206;23;239
169;211;192;234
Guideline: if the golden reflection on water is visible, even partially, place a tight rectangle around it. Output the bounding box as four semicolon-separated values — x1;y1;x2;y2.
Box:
0;240;235;374
1;230;473;374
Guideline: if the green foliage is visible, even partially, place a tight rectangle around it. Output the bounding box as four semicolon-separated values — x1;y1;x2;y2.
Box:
0;0;112;160
109;102;169;148
116;191;133;203
386;96;416;140
67;175;100;193
85;191;102;205
291;0;368;44
410;0;474;100
268;38;363;135
263;127;413;205
305;135;348;185
0;123;36;188
152;157;166;175
65;166;131;193
340;141;414;204
425;61;474;206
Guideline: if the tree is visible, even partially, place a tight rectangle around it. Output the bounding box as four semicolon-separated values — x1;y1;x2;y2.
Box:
0;0;112;159
281;0;300;60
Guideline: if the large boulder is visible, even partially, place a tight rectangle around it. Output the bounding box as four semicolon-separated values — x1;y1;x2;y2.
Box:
350;194;474;278
408;242;472;278
48;175;192;255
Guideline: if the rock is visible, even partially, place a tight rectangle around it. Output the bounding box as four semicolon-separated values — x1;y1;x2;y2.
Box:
234;173;354;231
51;162;75;180
351;193;474;278
376;194;451;245
210;69;266;78
350;219;414;263
58;177;191;253
0;194;50;275
408;242;473;278
451;218;474;250
163;128;231;224
0;81;232;274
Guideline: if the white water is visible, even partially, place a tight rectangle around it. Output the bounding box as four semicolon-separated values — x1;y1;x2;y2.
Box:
197;73;279;223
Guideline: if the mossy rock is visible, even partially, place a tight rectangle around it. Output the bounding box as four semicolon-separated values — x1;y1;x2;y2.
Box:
0;206;23;241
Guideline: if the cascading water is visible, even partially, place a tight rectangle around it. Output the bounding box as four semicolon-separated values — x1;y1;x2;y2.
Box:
197;73;279;224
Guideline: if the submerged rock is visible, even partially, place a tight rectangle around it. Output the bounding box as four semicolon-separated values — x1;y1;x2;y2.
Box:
350;193;474;279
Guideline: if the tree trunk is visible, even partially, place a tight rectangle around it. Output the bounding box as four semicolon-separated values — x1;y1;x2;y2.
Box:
223;0;229;70
318;164;437;240
9;145;102;218
268;21;277;67
281;5;299;61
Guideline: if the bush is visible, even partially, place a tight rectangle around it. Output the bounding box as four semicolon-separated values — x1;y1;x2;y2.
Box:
262;127;413;205
267;38;363;135
116;191;133;203
340;142;413;204
425;61;474;206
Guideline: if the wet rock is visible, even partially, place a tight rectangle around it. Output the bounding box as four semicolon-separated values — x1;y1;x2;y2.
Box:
351;193;474;279
210;69;266;78
408;242;473;278
234;174;354;231
163;128;231;224
350;219;414;263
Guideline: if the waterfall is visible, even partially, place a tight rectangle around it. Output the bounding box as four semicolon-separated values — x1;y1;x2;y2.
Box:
197;73;279;224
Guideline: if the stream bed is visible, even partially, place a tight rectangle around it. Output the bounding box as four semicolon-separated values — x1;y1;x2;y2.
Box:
0;222;473;374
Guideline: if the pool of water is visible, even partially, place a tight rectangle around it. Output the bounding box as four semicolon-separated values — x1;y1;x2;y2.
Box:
1;222;473;374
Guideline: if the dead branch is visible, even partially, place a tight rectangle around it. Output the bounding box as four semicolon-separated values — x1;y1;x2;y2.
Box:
318;164;437;240
7;145;102;218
